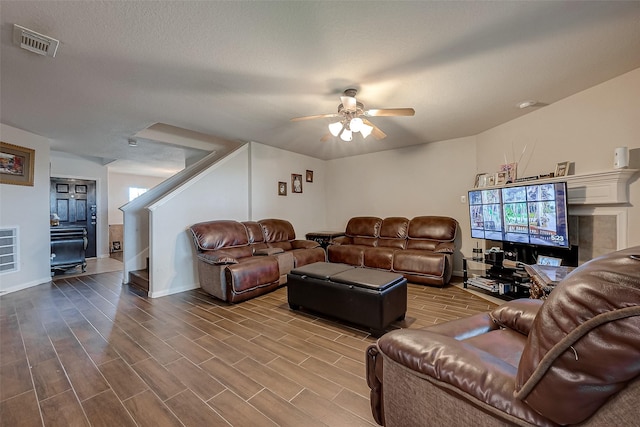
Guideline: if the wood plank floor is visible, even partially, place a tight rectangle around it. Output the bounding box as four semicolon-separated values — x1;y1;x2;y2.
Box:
0;272;497;427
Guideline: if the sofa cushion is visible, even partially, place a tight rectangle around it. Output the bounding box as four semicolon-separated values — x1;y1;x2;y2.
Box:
378;217;407;248
363;247;397;270
242;221;265;243
393;250;445;276
327;244;366;266
515;247;640;425
345;216;382;238
190;220;249;250
406;216;457;250
259;218;296;242
379;217;409;238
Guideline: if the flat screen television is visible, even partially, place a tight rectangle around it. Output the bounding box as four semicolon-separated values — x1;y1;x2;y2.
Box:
468;182;570;249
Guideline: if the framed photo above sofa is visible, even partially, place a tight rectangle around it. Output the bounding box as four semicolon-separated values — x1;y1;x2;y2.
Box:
292;174;303;193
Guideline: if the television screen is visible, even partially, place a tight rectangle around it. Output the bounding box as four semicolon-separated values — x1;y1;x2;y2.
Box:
469;182;570;248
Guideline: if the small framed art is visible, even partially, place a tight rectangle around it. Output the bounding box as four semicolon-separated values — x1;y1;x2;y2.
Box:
0;142;35;186
278;181;287;196
292;174;303;193
306;170;313;182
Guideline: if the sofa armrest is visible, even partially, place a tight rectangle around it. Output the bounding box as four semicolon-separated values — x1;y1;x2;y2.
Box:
330;236;350;245
291;240;321;250
197;251;239;265
422;313;498;340
434;241;455;254
490;298;543;336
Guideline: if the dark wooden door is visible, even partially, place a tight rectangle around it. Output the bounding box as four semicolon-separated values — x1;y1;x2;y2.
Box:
50;178;97;258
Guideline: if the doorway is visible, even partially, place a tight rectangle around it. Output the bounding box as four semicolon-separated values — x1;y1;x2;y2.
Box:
50;178;97;258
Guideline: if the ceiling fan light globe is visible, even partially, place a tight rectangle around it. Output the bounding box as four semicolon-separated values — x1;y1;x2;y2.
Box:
328;121;343;136
360;123;373;139
340;129;353;141
349;117;363;132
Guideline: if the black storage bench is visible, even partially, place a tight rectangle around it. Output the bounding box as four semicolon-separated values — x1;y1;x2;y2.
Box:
287;262;407;336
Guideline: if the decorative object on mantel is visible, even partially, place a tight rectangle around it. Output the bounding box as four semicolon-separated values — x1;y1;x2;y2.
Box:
515;175;539;183
555;161;570;177
278;181;287;196
473;173;487;188
614;147;629;169
0;141;35;186
500;162;517;183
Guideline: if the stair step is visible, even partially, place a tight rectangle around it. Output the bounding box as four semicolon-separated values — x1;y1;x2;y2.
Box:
129;269;149;292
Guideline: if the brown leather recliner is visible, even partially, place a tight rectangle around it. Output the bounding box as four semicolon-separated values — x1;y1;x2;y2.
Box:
328;216;458;286
366;245;640;426
189;219;325;302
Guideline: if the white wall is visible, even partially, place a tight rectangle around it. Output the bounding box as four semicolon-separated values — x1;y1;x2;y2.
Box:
325;137;477;273
50;151;110;258
249;142;327;238
0;124;51;293
476;67;640;247
108;171;165;224
147;146;250;297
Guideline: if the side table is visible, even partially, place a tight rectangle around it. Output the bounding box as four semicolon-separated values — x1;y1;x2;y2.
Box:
523;264;575;299
305;231;345;249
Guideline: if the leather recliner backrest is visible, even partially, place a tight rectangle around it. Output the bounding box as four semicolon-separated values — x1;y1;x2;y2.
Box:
378;217;409;249
258;219;295;251
345;216;382;247
189;220;249;251
406;216;458;250
514;246;640;425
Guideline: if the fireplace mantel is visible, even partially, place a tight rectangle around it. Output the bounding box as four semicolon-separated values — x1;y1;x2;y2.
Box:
557;169;637;205
494;169;637;205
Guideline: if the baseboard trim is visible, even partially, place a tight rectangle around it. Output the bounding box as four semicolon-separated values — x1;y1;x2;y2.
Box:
0;277;54;295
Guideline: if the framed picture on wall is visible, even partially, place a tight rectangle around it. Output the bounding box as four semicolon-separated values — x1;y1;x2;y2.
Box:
292;174;303;193
0;141;35;186
306;170;313;183
278;181;287;196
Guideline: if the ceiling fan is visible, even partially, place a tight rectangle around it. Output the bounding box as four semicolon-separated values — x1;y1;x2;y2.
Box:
291;89;415;141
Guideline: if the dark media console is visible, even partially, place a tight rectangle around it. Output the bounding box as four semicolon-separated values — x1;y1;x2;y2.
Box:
463;256;531;300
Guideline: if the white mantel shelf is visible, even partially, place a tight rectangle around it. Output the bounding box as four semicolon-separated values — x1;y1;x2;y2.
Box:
475;169;638;205
563;169;638;205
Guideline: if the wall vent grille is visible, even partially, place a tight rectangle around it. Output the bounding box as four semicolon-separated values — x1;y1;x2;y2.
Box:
13;24;59;57
0;228;18;274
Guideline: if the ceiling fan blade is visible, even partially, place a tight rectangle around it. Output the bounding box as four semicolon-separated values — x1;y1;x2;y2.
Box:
340;96;357;111
364;108;415;117
362;119;387;140
290;113;339;122
320;133;333;142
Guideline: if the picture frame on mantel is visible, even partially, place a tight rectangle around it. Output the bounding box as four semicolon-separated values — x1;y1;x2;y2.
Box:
555;161;570;177
0;141;35;186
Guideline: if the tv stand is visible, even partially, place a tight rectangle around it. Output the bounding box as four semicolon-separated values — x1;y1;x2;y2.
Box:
463;257;531;300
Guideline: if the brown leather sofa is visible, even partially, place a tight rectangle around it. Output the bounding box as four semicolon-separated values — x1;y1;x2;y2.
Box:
366;245;640;426
189;218;325;303
327;216;458;286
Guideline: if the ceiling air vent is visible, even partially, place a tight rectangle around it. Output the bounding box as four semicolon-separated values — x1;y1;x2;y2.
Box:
13;24;59;57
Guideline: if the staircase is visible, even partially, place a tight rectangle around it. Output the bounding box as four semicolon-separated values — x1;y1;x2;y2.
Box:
128;257;149;293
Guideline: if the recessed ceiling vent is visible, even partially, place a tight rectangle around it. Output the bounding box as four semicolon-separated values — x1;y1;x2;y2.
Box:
13;24;59;57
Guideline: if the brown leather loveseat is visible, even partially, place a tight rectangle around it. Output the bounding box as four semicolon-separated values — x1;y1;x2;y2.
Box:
327;216;458;286
189;218;325;302
366;245;640;426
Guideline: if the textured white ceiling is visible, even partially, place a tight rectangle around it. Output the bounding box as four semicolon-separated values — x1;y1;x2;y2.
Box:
1;1;639;176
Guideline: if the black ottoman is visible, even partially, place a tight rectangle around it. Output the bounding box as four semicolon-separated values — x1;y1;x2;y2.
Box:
287;262;407;336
